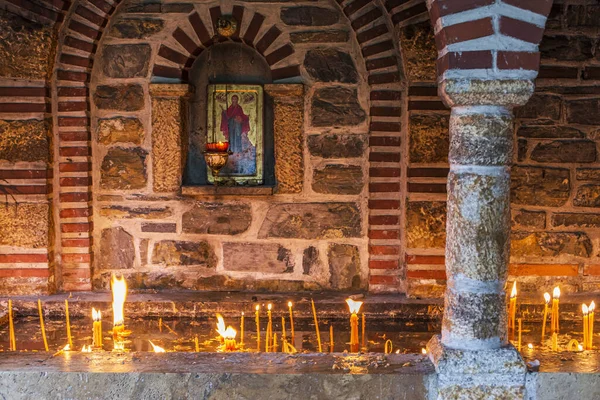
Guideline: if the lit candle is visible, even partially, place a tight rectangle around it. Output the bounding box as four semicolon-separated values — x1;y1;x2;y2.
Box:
346;298;363;353
517;318;522;351
311;299;322;352
281;316;286;341
329;324;334;353
111;274;127;349
361;313;366;349
266;304;273;352
508;281;517;338
583;304;589;350
149;340;166;353
541;292;550;343
255;305;260;351
288;301;295;341
552;332;558;352
37;299;49;352
92;308;102;349
216;314;237;351
589;301;595;350
551;286;560;334
8;299;16;351
240;312;244;347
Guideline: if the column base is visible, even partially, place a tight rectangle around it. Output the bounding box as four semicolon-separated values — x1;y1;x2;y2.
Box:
427;335;527;400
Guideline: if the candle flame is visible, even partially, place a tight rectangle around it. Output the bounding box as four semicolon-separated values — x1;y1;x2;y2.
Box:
544;292;551;304
216;314;237;339
149;340;166;353
288;301;293;308
421;348;427;355
583;304;589;315
255;305;260;312
81;344;92;353
579;344;584;351
510;281;517;298
92;307;101;322
346;298;363;314
268;303;272;311
527;343;533;349
111;274;127;327
590;301;596;313
553;286;560;299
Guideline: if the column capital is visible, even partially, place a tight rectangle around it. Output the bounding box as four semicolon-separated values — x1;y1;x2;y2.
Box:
439;79;535;109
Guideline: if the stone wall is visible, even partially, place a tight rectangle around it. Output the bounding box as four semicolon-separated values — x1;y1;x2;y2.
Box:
0;8;56;294
403;1;600;297
86;0;380;292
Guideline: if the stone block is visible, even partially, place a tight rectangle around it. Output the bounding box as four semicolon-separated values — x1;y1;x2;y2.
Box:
511;166;570;207
102;44;151;78
259;203;361;239
141;223;176;233
312;165;363;195
566;98;600;125
280;7;339;26
290;30;349;43
151;96;185;192
406;202;446;249
399;21;437;82
577;168;600;181
311;87;366;127
222;242;294;273
97;227;135;269
567;5;600;27
517;125;584;139
0;203;48;248
303;246;319;275
540;35;594;61
511;231;592;258
0;119;49;162
139;239;149;265
511;209;546;229
109;18;164;39
328;243;361;290
100;147;147;190
574;185;600;207
304;49;358;83
0;10;52;79
409;114;449;163
515;94;561;120
94;84;145;111
96;117;144;145
182;202;252;235
307;134;366;158
553;213;600;228
530;140;597;163
152;240;217;267
99;206;172;219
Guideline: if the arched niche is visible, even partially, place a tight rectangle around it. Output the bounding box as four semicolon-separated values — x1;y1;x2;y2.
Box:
184;42;275;186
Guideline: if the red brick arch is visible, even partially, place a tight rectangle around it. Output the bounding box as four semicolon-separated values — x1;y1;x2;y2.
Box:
49;0;415;292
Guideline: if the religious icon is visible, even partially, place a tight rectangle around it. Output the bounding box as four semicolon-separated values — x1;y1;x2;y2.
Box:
207;84;264;184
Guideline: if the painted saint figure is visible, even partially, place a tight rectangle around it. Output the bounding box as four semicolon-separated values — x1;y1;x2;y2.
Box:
220;95;250;153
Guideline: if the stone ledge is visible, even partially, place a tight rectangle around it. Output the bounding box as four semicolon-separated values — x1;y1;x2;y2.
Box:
181;185;274;196
0;353;434;400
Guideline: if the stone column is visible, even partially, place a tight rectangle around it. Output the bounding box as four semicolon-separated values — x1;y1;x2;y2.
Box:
427;79;535;399
149;84;193;193
264;84;304;194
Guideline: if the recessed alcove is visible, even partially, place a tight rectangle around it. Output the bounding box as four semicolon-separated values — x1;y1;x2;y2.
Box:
183;41;276;189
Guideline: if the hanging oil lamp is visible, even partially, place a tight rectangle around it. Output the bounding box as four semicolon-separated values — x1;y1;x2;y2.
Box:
204;85;232;177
